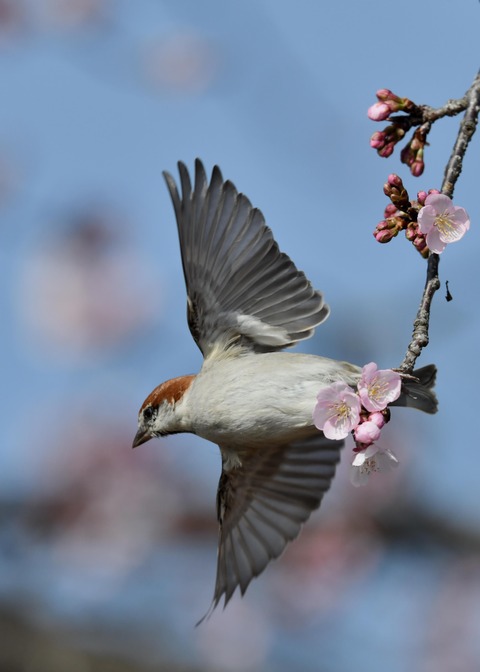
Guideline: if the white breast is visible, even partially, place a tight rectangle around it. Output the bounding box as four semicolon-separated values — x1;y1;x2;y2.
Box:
186;351;361;448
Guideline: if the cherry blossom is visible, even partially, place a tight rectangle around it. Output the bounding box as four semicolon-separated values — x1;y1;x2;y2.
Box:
418;193;470;254
313;382;361;440
350;445;399;487
357;363;401;413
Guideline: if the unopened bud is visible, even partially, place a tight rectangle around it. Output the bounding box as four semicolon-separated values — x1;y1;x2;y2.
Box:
413;234;429;257
373;89;416;113
374;227;396;243
373;216;405;243
384;203;398;218
410;159;424;177
370;131;387;149
417;191;428;205
401;128;427;177
368;102;391;121
405;222;418;241
387;174;402;188
383;174;410;209
370;124;405;158
369;411;386;429
376;88;395;101
378;143;395;158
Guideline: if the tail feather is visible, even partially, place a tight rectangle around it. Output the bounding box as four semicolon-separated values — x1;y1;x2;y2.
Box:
393;364;437;414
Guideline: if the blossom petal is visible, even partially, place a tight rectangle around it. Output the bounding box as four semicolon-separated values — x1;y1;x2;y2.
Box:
323;417;352;440
424;193;453;211
375;448;399;472
352;451;367;467
350;464;370;487
364;444;380;459
425;227;447;254
417;204;437;235
452;206;470;229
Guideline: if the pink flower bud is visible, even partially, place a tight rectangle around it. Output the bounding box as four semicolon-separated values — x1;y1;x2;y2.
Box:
417;191;428;205
374;89;415;112
369;412;386;429
370;131;386;148
383;174;410;209
370;124;405;158
368;101;391;121
376;88;395;101
378;143;395;158
354;421;381;445
388;174;403;188
410;160;424;177
427;188;440;195
373;214;406;244
401;128;427;177
405;222;418;241
413;235;428;254
374;228;395;243
384;203;398;218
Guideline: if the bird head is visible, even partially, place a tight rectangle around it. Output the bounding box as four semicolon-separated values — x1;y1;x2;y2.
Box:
132;375;195;447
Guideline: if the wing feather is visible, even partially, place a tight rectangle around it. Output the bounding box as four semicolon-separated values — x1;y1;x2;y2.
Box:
204;434;342;616
163;160;330;356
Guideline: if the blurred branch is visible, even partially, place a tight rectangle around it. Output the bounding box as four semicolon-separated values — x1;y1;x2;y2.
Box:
0;607;178;672
375;500;480;554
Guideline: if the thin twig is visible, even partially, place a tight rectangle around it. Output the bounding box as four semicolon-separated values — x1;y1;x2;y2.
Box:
387;85;473;134
398;71;480;374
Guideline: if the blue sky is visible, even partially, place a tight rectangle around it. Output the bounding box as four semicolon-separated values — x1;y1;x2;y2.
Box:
1;1;480;669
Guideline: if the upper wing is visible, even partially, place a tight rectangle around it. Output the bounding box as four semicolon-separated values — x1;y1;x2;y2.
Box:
201;433;342;620
163;159;329;358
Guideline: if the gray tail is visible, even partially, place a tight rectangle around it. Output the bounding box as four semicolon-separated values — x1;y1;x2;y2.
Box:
392;364;437;414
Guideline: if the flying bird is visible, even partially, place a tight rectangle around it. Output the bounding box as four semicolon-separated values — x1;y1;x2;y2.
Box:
133;159;437;616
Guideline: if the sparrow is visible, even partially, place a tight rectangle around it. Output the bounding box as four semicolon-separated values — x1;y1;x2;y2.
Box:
133;159;437;616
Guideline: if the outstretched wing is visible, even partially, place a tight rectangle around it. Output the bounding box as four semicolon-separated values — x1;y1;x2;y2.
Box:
163;159;329;358
202;433;342;619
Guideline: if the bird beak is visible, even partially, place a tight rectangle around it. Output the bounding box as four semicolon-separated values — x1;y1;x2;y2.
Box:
132;428;151;448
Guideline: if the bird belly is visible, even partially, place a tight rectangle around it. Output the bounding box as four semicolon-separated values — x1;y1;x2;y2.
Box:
187;352;359;448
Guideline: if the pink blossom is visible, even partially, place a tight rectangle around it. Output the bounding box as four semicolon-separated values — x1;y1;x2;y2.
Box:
350;445;399;487
357;363;401;412
354;420;381;445
418;193;470;254
368;101;391;121
313;382;361;440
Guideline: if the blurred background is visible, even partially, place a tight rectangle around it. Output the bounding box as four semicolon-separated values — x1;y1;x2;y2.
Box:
1;1;480;670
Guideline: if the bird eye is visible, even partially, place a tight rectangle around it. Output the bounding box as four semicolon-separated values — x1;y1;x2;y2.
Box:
143;406;154;421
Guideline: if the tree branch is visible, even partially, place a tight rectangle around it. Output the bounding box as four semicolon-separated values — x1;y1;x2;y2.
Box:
398;71;480;374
